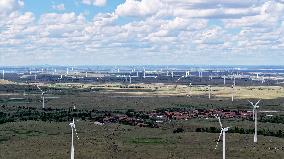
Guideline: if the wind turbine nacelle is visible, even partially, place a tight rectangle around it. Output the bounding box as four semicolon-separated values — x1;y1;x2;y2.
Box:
222;127;230;131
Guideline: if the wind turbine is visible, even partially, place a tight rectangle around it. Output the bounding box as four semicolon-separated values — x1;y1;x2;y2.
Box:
215;115;230;159
129;75;132;84
261;76;265;84
2;70;4;80
231;85;234;102
69;118;79;159
223;75;226;85
233;75;236;87
37;85;45;109
248;99;261;143
187;83;192;97
208;85;212;99
185;71;190;77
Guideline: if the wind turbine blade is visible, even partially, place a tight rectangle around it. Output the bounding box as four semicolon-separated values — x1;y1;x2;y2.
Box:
255;99;261;106
248;100;254;106
218;117;223;128
37;85;43;92
74;128;79;140
215;131;222;149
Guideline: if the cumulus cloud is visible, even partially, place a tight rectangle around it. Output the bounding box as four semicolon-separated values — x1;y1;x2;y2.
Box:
81;0;107;7
0;0;24;16
52;4;65;11
1;0;284;65
115;0;163;17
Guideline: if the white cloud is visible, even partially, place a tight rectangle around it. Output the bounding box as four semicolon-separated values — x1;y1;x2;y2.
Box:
0;0;23;16
115;0;162;17
1;0;284;65
81;0;107;7
52;4;65;11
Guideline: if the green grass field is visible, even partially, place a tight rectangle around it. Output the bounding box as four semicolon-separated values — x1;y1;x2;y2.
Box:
0;120;283;159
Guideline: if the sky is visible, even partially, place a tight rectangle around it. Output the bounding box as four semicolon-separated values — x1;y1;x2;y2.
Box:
0;0;284;66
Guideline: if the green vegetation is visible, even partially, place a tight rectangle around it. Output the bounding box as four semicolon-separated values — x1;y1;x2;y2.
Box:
0;83;284;158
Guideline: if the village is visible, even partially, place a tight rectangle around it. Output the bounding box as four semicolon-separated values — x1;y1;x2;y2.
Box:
99;108;253;128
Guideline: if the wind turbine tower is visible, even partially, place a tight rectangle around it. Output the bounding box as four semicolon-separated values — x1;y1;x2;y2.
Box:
188;83;192;97
231;85;234;102
69;118;79;159
208;85;212;99
2;70;4;80
37;85;45;109
248;100;261;143
233;75;236;86
215;115;230;159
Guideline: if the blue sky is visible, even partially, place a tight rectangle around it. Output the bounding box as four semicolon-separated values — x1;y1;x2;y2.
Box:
0;0;284;66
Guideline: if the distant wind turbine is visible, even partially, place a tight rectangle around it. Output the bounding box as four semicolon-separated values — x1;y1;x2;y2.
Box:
129;75;132;84
233;75;236;86
187;83;192;97
231;85;234;102
248;99;261;143
37;85;45;109
2;70;4;80
208;85;212;99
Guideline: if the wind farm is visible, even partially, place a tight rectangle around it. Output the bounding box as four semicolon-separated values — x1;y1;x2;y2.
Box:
1;0;284;158
0;65;283;159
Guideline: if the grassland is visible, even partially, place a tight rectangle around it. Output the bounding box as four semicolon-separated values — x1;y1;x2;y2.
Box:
0;82;283;158
0;120;283;159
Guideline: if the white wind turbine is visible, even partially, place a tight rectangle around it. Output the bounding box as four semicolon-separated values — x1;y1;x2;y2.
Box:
231;85;234;102
208;85;212;99
187;83;192;97
248;99;261;143
2;70;4;80
223;75;226;85
69;118;79;159
233;75;236;87
215;115;230;159
37;85;45;109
